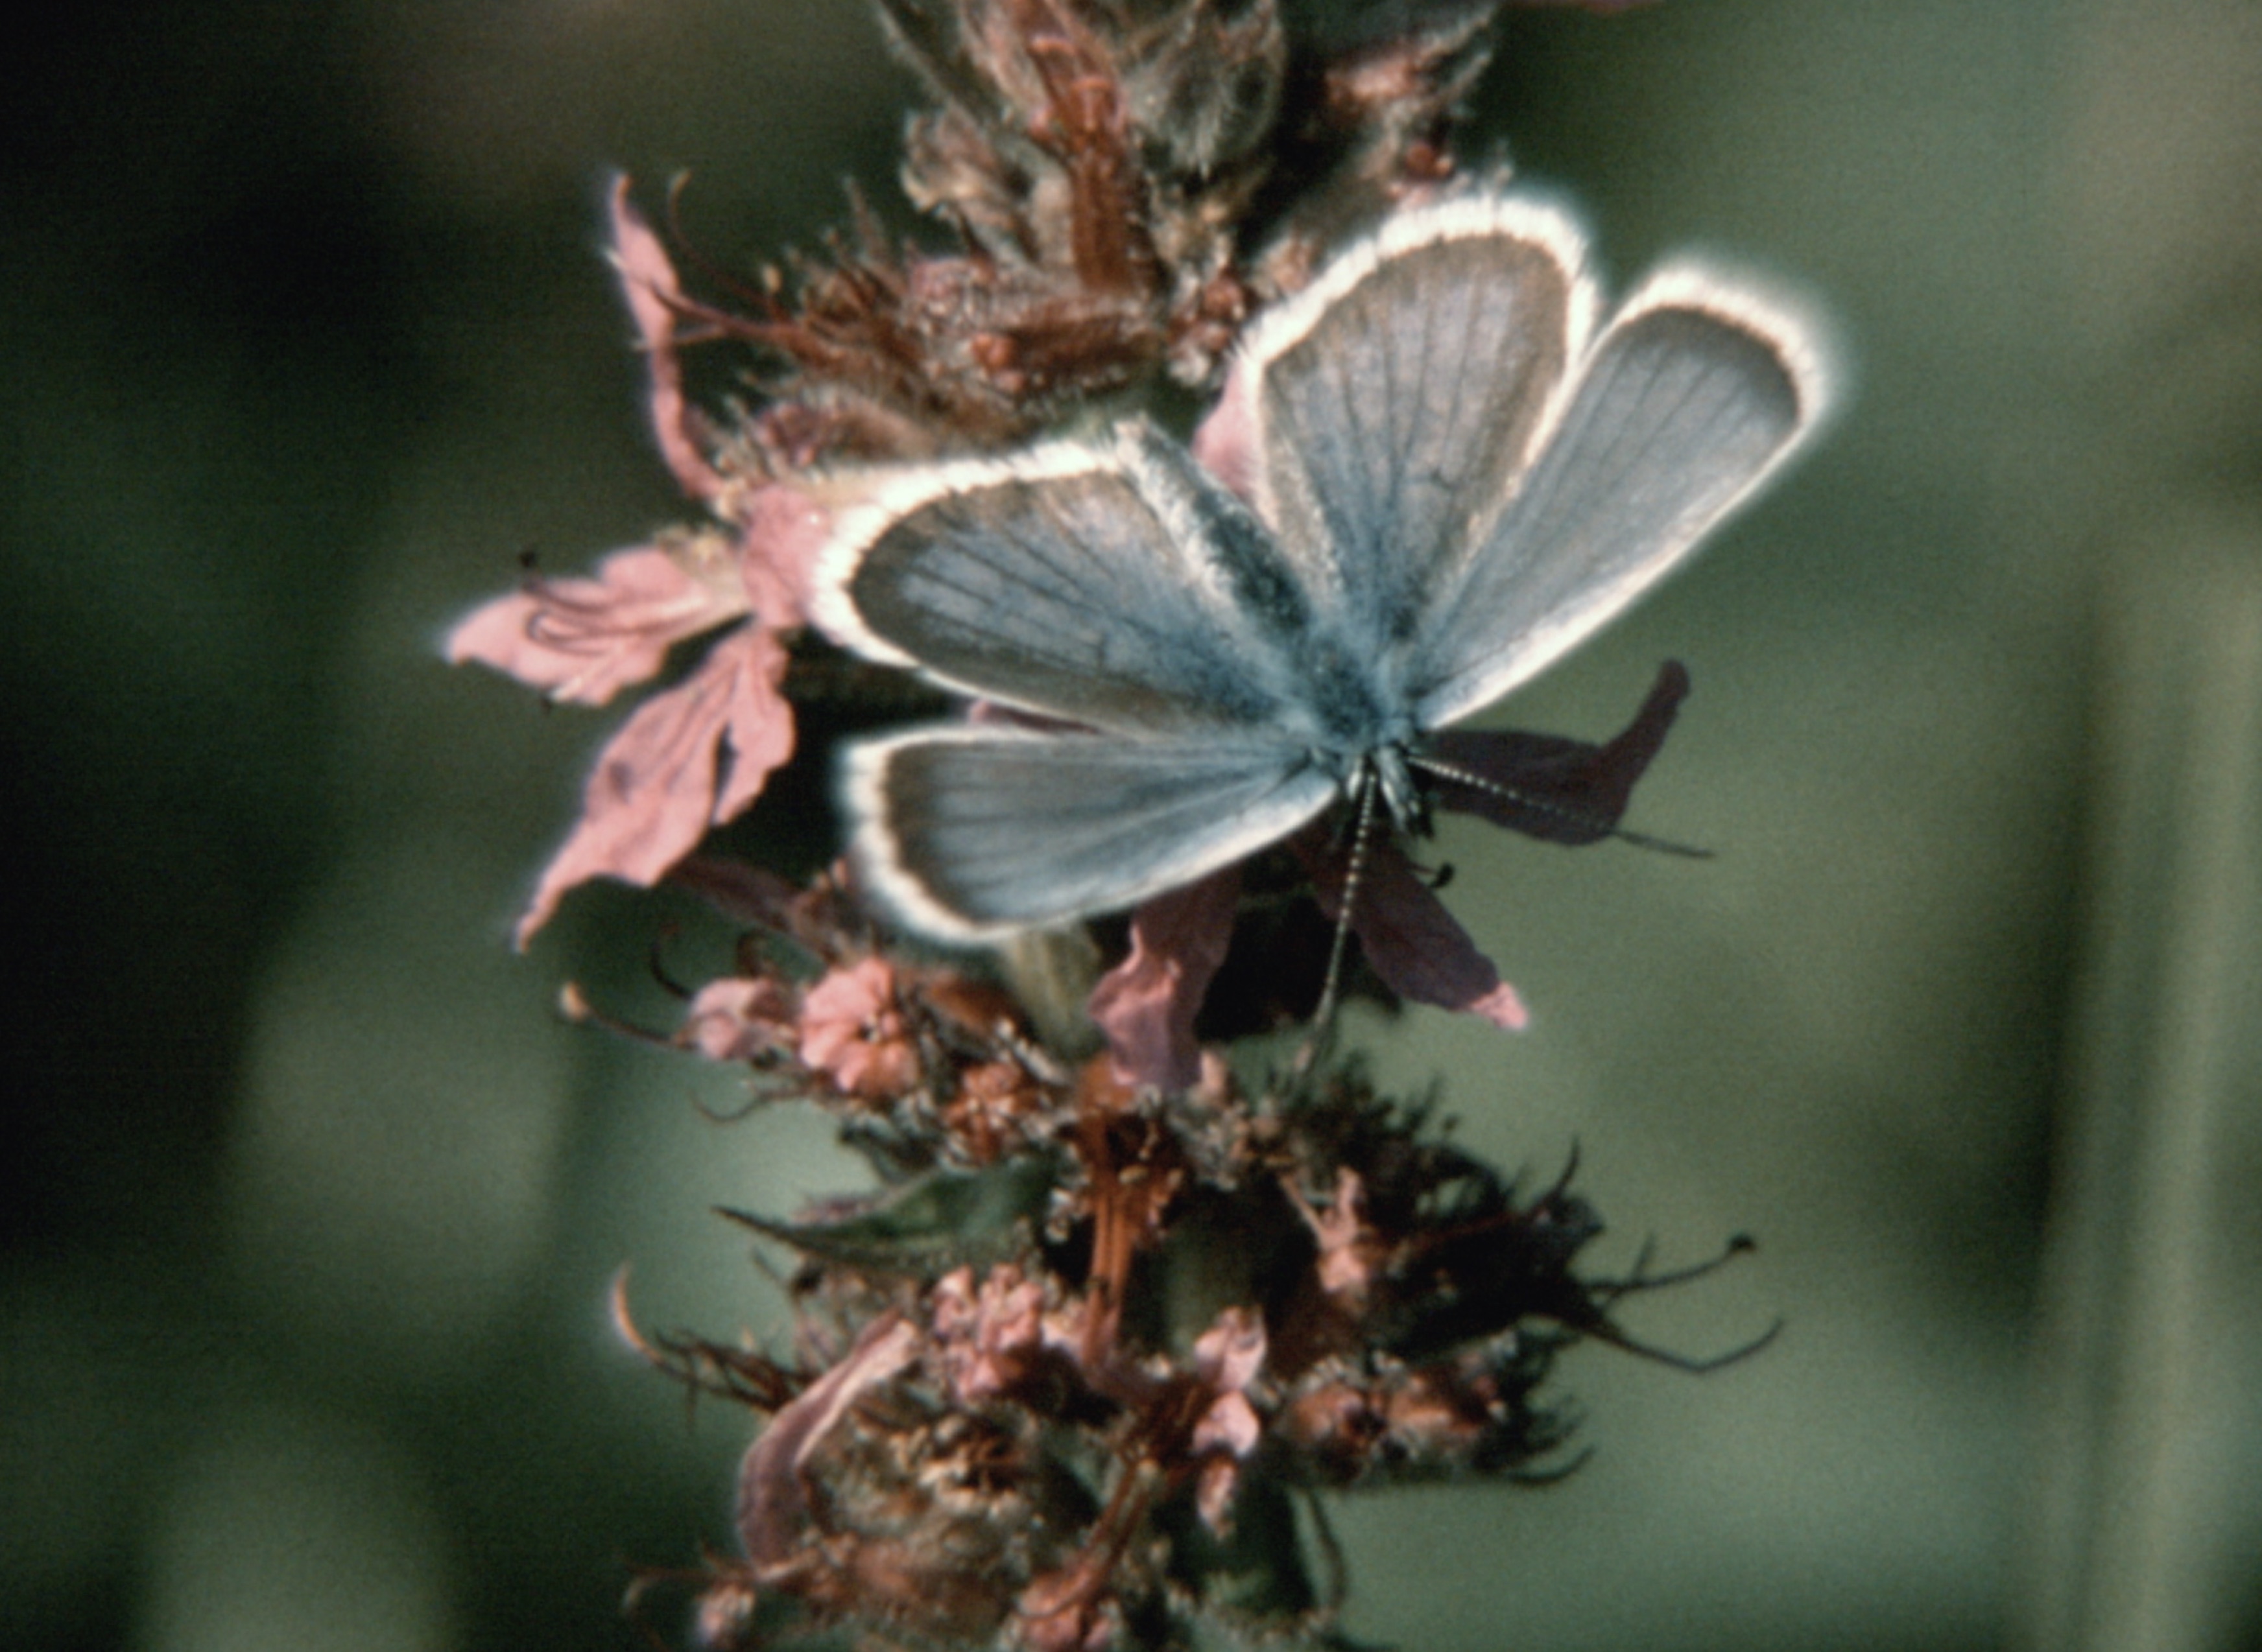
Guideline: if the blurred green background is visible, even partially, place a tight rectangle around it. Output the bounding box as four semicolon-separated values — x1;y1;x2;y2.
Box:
6;2;2260;1649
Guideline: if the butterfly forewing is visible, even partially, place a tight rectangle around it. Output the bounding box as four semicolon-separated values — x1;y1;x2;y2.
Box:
1411;274;1827;729
850;729;1337;939
1239;196;1594;672
815;430;1313;737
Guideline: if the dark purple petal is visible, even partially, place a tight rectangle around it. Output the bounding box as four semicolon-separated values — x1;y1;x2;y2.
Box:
1423;659;1689;845
1299;831;1527;1029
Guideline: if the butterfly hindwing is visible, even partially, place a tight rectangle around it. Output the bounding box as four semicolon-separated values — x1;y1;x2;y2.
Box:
846;727;1337;939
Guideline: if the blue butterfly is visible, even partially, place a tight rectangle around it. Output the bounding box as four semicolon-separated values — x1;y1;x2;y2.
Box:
809;189;1830;942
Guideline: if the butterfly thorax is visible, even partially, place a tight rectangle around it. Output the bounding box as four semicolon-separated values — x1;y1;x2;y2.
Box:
1281;626;1410;742
1366;743;1429;836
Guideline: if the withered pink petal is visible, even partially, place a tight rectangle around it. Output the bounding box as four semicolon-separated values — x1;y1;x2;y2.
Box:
1302;834;1528;1031
608;174;722;502
1304;1168;1373;1299
1425;661;1691;845
1038;1293;1095;1365
445;545;744;707
513;626;794;947
709;626;798;823
679;976;798;1063
734;484;829;631
1189;1319;1263;1529
1192;1304;1267;1395
1193;1391;1261;1460
1195;1455;1242;1536
736;1316;919;1568
1086;866;1241;1092
929;1267;979;1336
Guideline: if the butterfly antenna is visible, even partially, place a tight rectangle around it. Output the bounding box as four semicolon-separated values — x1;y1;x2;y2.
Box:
1294;767;1381;1080
1407;755;1712;858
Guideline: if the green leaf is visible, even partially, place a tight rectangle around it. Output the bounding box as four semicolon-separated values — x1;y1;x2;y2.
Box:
719;1153;1059;1275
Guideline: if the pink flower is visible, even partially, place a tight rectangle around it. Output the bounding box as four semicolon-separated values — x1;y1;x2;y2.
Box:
798;957;922;1100
447;179;829;946
442;539;744;709
929;1264;1049;1404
